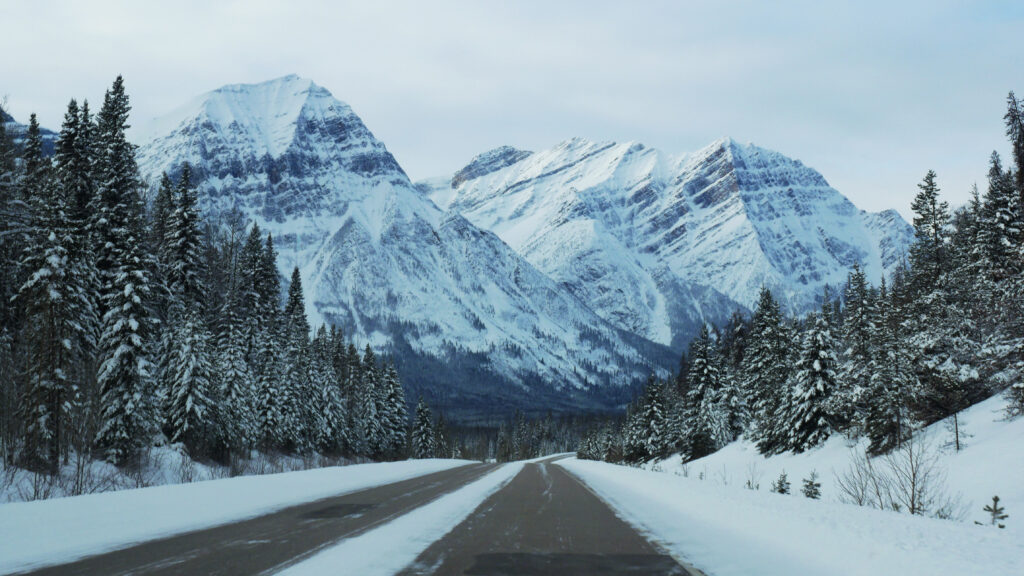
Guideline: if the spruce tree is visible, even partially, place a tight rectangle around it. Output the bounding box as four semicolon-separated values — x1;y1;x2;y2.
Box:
801;471;821;499
16;107;96;472
909;170;950;292
786;310;838;452
163;305;214;456
93;76;156;465
685;325;727;459
744;287;792;454
412;397;435;459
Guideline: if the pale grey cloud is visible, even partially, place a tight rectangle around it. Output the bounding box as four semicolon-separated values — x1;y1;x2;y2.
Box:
3;0;1022;219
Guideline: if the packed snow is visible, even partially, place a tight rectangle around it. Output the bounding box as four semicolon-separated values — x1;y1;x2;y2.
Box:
277;462;524;576
561;455;1023;576
0;458;470;574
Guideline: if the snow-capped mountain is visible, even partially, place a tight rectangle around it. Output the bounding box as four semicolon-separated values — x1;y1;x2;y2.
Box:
423;137;914;348
135;75;671;418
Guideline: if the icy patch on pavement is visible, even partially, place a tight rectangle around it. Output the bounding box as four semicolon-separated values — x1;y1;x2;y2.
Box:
0;459;470;573
278;462;524;576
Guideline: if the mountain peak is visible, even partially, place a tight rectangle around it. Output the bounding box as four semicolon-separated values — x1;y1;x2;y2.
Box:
451;145;533;188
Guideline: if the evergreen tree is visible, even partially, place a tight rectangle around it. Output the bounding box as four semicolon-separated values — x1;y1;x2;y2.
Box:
983;495;1008;528
801;471;821;499
163;306;214;456
215;298;254;454
909;170;950;292
839;263;874;430
93;76;156;465
412;397;435;459
864;281;915;455
685;325;727;459
164;163;204;307
744;287;792;454
15;105;97;472
771;470;791;495
786;310;838;452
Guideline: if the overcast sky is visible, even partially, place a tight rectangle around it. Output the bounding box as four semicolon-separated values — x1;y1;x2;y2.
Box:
4;0;1023;219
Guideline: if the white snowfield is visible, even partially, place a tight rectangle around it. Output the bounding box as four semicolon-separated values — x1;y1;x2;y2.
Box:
560;457;1023;576
0;459;470;574
278;462;524;576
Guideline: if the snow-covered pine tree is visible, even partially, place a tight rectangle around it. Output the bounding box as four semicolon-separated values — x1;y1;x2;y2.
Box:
638;383;666;459
685;325;727;459
381;362;408;459
744;287;792;455
980;153;1020;282
786;308;839;453
16;102;97;473
93;77;157;465
864;280;915;455
253;324;283;451
215;296;254;455
164;163;204;306
310;325;344;454
163;305;214;456
771;470;791;494
412;397;435;459
280;267;312;452
909;170;951;292
150;173;176;270
838;264;874;433
801;470;821;499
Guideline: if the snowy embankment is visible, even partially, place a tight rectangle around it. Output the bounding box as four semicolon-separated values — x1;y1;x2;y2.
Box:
561;457;1023;576
648;394;1023;528
278;462;524;576
0;459;471;574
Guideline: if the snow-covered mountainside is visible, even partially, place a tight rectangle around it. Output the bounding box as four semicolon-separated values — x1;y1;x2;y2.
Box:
135;75;671;419
424;138;914;348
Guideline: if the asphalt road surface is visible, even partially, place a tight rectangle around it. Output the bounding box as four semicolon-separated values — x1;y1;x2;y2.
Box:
16;462;497;576
399;457;696;576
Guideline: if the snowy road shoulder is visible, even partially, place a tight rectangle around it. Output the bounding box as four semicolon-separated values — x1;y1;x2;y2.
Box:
276;462;524;576
559;458;1023;576
0;459;470;574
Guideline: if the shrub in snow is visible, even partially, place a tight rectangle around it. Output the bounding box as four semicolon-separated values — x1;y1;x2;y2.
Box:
802;470;821;499
981;495;1008;528
771;470;791;494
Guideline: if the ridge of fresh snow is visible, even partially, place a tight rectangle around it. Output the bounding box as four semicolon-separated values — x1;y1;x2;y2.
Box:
427;136;914;346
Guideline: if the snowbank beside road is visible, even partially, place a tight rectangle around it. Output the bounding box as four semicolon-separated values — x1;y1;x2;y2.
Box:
561;457;1023;576
0;459;470;573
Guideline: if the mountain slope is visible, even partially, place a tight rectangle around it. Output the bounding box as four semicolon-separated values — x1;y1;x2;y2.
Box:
135;75;672;420
425;137;914;347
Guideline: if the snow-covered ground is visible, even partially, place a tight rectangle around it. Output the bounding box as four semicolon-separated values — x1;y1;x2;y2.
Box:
645;393;1023;528
0;458;471;574
561;456;1023;576
279;462;523;576
560;393;1024;576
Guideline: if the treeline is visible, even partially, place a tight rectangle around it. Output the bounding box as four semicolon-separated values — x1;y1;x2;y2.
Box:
581;93;1024;464
0;77;428;476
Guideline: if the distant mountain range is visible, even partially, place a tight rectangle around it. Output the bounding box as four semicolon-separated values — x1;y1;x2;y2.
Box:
18;75;914;419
